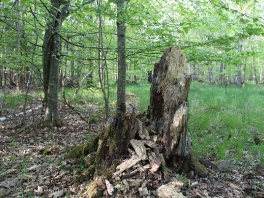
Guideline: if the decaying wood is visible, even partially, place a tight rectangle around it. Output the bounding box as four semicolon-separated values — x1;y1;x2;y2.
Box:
136;118;150;140
130;139;147;160
149;45;192;159
105;179;114;196
114;155;141;176
148;152;162;173
122;168;139;179
72;45;207;197
0;105;42;122
157;181;186;198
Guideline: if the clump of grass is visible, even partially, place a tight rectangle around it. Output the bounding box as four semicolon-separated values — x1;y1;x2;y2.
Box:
188;82;264;166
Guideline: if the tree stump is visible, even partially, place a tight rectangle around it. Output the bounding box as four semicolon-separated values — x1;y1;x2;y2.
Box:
67;46;207;197
149;45;207;176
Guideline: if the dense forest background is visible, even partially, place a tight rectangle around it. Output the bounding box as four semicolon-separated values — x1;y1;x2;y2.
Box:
0;0;263;92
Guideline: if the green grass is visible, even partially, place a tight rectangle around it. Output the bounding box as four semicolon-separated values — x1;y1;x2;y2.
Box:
188;82;264;166
126;82;151;112
0;93;35;108
62;81;151;113
3;81;263;166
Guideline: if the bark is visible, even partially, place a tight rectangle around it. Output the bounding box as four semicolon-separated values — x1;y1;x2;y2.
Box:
236;41;243;87
148;45;207;176
97;0;110;118
208;66;214;84
116;0;126;115
251;46;258;84
149;45;192;159
42;0;70;126
219;63;223;84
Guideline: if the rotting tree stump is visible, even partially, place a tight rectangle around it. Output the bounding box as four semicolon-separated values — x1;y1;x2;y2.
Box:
66;46;207;198
149;45;207;176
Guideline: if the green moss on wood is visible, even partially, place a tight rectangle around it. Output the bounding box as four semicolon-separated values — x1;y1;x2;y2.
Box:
53;118;62;127
82;177;106;198
74;164;95;186
184;153;208;177
66;134;100;159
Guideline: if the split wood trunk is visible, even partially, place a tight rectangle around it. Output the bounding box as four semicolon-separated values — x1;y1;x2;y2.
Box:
149;45;192;160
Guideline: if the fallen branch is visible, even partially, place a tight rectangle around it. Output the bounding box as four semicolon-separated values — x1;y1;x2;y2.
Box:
0;105;42;122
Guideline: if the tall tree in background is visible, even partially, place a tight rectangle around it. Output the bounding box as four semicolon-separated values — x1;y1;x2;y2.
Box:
42;0;95;126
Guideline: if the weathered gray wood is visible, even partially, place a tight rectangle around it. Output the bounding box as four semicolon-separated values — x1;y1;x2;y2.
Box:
149;45;192;159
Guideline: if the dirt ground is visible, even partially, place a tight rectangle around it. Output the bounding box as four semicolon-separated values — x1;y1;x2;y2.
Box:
0;102;263;198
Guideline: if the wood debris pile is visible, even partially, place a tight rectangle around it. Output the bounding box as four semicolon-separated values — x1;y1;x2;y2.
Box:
93;118;187;198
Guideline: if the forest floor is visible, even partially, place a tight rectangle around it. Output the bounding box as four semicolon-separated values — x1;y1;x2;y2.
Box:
0;100;264;198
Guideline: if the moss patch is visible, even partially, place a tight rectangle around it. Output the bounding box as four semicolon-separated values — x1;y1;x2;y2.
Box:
74;164;95;186
82;177;106;198
66;134;100;159
184;153;208;177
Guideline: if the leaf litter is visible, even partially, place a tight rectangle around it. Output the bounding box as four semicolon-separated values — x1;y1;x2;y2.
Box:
0;102;263;198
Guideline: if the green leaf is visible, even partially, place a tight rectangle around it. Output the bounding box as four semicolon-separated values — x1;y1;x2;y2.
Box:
21;0;28;4
108;0;117;3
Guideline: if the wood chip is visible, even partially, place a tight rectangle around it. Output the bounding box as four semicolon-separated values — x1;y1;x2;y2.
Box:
148;152;162;173
229;183;241;190
136;119;150;140
116;155;141;173
122;179;130;190
105;179;114;196
157;181;185;198
130;139;147;160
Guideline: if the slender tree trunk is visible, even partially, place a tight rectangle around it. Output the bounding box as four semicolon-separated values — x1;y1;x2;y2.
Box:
251;46;258;84
97;0;110;118
116;0;126;116
219;63;223;84
21;0;39;125
237;41;242;87
208;66;214;84
42;0;70;126
259;57;263;83
0;68;2;87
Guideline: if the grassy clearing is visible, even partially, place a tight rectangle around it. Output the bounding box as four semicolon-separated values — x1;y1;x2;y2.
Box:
3;81;263;167
188;82;264;166
126;82;151;112
125;81;263;167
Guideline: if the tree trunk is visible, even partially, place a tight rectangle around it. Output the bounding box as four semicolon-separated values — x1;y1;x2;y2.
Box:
67;46;207;193
237;41;243;87
251;46;258;84
208;66;214;84
116;0;126;116
149;46;207;176
42;0;70;126
219;63;223;84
